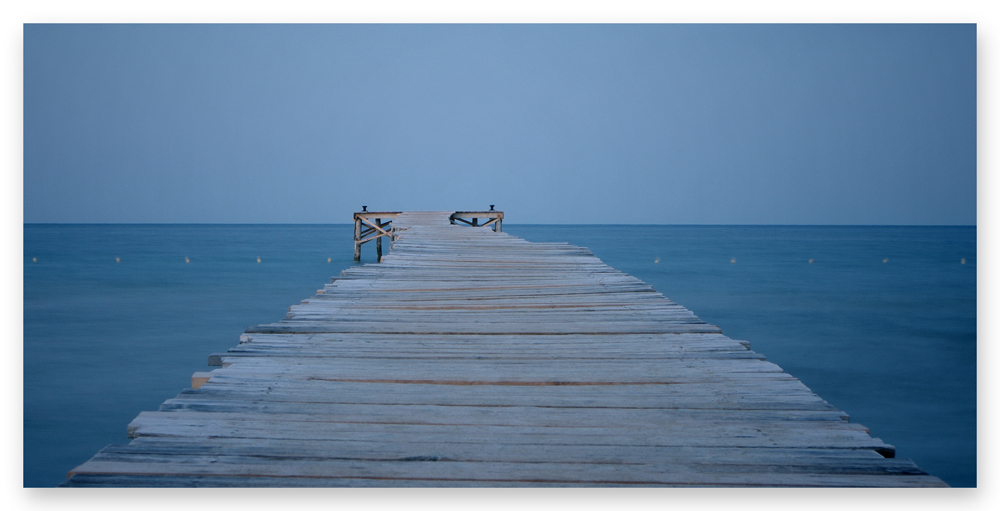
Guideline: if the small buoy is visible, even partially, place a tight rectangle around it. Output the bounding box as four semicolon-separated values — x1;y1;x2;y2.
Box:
32;257;37;262
115;257;120;263
961;258;966;264
808;259;814;264
327;257;332;263
883;258;889;263
257;257;261;263
654;257;660;264
185;257;190;263
730;258;736;264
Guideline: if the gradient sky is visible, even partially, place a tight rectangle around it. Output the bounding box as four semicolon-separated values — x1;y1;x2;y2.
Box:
23;24;976;224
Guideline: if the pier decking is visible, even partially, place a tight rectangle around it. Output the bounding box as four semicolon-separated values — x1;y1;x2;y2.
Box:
63;211;946;487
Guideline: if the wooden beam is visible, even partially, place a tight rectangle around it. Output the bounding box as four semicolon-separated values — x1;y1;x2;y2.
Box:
357;233;390;245
191;372;213;390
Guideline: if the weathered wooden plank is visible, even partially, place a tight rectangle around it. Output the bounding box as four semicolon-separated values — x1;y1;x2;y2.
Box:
166;381;844;413
62;473;949;488
68;456;946;487
243;324;724;335
157;399;849;421
101;438;896;464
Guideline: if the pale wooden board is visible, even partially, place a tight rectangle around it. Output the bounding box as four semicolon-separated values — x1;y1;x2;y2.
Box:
61;211;946;487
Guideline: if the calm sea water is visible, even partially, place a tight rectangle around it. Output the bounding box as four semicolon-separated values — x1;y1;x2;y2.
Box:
23;224;976;487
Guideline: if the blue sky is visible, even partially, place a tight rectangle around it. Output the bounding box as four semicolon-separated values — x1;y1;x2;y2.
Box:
23;24;976;224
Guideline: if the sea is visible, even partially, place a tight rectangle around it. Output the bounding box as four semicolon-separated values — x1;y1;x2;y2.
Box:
22;224;977;487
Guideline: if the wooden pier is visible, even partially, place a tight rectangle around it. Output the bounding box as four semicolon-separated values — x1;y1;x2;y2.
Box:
63;211;946;487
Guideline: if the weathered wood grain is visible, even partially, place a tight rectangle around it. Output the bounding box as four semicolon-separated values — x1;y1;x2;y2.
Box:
61;211;946;487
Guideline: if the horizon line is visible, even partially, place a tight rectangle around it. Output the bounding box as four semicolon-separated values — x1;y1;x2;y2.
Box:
22;222;978;227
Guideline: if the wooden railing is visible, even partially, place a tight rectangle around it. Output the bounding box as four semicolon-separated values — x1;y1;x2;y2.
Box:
450;206;503;232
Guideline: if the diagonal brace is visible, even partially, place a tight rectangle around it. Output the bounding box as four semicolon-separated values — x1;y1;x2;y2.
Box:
360;217;392;239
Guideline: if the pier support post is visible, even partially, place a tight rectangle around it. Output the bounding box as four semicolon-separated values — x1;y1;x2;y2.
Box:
376;218;383;262
354;218;362;261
